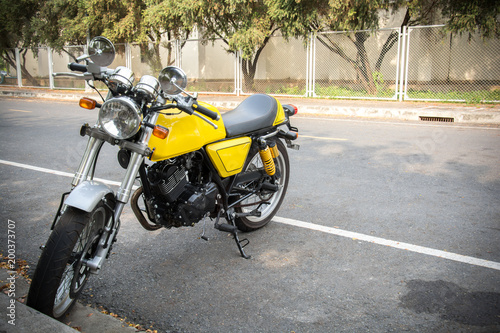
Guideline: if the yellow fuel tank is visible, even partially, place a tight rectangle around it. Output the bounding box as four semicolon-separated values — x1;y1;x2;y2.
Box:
148;101;226;161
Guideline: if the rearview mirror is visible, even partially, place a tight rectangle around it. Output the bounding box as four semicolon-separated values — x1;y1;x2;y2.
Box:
88;36;115;67
158;66;188;95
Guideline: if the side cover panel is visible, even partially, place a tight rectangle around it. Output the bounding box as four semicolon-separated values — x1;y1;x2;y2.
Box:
206;137;252;178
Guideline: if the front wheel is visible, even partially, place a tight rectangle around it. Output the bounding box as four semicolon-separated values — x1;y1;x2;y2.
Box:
234;139;290;232
27;202;110;319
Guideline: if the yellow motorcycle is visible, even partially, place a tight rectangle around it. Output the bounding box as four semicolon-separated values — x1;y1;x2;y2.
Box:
27;37;299;319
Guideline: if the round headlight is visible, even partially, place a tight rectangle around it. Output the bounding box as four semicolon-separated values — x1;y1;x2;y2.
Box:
99;96;142;139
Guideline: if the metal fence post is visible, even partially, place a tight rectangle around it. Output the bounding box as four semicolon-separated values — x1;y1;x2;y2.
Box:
310;33;316;97
15;48;22;88
175;39;182;68
125;43;132;70
84;44;93;92
306;35;310;97
402;26;412;101
48;47;54;89
398;26;407;101
306;33;314;97
235;51;241;96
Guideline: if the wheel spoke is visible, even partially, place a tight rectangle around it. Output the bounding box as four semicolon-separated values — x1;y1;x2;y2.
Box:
237;142;289;230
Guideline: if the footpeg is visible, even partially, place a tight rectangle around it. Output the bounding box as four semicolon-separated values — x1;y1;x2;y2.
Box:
234;210;261;218
215;223;238;233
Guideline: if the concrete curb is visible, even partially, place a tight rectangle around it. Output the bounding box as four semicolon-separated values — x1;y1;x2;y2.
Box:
1;87;499;124
0;292;78;333
0;268;140;333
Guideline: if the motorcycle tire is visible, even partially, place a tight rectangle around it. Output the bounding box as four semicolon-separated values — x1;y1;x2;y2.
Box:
27;202;109;319
234;139;290;232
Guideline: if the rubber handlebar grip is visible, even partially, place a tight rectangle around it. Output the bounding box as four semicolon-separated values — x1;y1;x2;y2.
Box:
193;101;220;121
68;63;88;73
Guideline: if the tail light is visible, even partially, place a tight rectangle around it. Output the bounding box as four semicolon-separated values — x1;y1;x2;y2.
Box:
284;104;298;116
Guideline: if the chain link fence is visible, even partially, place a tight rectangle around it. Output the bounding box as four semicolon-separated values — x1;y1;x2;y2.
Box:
240;35;308;96
1;26;499;103
314;28;401;100
180;38;236;94
52;46;86;89
404;26;500;103
17;48;51;88
0;50;17;86
129;41;179;79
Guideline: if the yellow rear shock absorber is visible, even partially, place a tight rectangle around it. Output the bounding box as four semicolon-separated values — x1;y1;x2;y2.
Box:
259;143;276;176
268;141;279;159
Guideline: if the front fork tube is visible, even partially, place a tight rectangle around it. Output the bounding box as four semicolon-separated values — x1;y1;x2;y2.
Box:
83;153;145;273
75;110;158;273
72;136;104;187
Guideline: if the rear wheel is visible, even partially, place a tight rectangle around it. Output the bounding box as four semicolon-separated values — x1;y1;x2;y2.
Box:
27;202;110;319
234;139;290;231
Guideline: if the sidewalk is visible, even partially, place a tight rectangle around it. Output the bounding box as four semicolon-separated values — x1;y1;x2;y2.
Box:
1;86;500;124
0;267;140;333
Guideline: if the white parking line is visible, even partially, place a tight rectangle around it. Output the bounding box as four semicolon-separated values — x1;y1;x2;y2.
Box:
301;135;348;141
273;216;500;271
1;159;499;271
298;116;500;130
9;109;32;113
0;159;122;186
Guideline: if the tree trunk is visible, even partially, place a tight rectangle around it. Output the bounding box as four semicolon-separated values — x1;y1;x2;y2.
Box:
242;59;255;92
3;49;40;86
317;33;377;95
353;32;377;95
375;8;410;73
241;34;273;92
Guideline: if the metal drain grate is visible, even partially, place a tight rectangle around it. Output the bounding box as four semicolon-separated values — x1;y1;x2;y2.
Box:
419;116;454;123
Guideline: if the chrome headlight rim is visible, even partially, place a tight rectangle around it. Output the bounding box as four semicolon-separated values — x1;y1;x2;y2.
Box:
98;96;142;140
136;75;161;102
108;66;135;92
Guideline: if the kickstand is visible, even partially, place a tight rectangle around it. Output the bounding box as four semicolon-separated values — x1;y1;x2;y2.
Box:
214;220;251;259
233;231;251;259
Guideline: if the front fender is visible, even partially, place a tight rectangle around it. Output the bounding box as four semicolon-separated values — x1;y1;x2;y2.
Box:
65;180;114;212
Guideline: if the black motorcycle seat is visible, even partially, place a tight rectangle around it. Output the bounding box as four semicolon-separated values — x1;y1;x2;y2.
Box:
222;94;278;137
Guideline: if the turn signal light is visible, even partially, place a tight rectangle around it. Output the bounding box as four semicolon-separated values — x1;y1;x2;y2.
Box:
79;97;97;110
284;131;298;140
153;125;169;139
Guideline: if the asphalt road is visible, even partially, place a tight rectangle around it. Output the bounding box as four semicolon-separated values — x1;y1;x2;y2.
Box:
0;97;499;332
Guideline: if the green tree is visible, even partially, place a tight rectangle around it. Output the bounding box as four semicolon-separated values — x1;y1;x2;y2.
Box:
0;0;42;85
142;0;191;74
31;0;146;46
31;0;178;75
174;0;322;91
271;0;499;95
176;0;282;91
408;0;499;38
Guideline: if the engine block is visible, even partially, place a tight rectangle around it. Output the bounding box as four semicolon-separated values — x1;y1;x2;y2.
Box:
146;159;218;228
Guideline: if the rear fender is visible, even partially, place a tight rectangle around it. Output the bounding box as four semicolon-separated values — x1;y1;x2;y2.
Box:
65;180;114;212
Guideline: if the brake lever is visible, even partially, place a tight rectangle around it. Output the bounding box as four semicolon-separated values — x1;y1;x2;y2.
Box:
192;112;218;129
52;72;93;79
177;96;219;129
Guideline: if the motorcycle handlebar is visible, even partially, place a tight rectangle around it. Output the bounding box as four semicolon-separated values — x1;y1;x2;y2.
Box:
192;101;220;121
68;62;88;73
